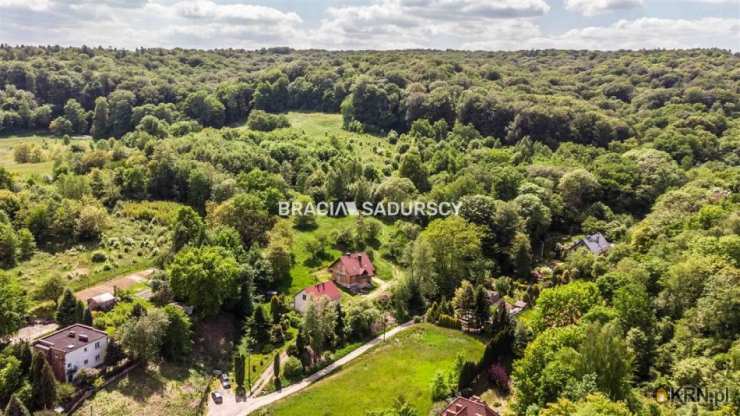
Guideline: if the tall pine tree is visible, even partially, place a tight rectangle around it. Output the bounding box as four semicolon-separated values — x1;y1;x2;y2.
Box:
334;303;345;345
29;351;57;410
55;288;81;326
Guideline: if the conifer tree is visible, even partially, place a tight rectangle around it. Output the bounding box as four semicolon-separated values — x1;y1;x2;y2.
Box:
29;351;57;410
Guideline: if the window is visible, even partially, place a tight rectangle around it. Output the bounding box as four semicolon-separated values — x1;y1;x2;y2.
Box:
84;359;88;365
95;342;100;349
67;363;71;368
84;347;87;352
95;354;100;362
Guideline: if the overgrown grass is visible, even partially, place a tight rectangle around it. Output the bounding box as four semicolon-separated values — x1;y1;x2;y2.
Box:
8;215;168;301
0;133;90;178
267;324;486;415
282;112;393;168
76;363;208;416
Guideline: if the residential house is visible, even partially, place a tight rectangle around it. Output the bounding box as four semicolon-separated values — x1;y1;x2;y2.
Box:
87;292;116;311
440;396;499;416
328;252;375;291
293;281;342;314
508;300;528;317
32;324;109;382
572;232;612;255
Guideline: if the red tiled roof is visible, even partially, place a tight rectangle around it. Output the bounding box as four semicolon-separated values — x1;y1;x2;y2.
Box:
302;280;342;302
441;397;499;416
332;252;375;277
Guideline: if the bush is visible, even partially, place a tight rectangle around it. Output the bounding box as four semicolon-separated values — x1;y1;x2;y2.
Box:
283;356;304;381
29;300;57;320
247;110;290;132
437;314;460;329
73;367;101;387
91;250;108;263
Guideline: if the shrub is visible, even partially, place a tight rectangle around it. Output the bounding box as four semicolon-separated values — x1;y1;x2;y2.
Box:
73;367;101;387
247;110;290;132
437;314;460;329
283;356;303;381
91;251;108;263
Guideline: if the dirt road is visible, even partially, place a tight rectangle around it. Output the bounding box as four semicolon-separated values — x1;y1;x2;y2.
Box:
74;268;156;300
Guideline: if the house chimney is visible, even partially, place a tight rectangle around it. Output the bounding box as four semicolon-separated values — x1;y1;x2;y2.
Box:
68;331;76;338
79;334;88;342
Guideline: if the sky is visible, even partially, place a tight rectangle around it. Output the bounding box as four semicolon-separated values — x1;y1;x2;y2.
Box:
0;0;738;51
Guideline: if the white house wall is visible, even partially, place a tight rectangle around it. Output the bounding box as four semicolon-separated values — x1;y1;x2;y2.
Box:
64;337;108;381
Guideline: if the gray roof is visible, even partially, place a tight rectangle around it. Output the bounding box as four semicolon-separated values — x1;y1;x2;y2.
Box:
89;292;115;303
579;233;611;254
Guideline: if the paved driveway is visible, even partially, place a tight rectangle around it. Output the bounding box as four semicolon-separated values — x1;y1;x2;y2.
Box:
10;323;59;343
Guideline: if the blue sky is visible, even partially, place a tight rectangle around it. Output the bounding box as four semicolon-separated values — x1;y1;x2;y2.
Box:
0;0;738;50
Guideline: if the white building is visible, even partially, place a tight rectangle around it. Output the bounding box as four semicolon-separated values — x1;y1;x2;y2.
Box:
293;281;342;314
33;324;109;382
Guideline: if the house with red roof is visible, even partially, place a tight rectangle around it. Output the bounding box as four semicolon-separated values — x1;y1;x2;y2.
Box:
328;251;375;292
440;396;499;416
293;280;342;314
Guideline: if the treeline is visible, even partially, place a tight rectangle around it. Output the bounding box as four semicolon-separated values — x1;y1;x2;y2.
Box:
1;47;737;149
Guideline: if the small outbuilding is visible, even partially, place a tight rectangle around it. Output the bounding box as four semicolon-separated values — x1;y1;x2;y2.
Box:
87;292;116;311
572;232;612;255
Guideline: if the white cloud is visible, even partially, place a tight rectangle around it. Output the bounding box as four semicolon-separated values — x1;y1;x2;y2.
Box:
174;1;301;25
0;0;52;11
565;0;644;16
0;0;306;49
553;17;740;50
309;0;550;49
0;0;736;51
472;17;740;51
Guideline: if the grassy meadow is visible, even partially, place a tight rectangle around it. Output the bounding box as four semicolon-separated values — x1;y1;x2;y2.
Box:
266;324;486;416
0;133;90;178
8;211;170;304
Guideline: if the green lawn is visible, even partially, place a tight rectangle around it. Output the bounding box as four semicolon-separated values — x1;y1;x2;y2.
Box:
276;112;393;169
267;324;486;416
0;133;90;178
281;216;399;295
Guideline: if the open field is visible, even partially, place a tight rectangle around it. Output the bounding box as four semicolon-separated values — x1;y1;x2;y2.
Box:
266;324;486;416
284;112;393;167
0;133;90;178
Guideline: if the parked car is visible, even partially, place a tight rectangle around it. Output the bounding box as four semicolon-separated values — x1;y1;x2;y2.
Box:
220;373;229;382
211;391;223;404
221;379;231;389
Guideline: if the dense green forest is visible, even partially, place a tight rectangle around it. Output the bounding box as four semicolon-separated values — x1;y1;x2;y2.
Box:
0;46;738;416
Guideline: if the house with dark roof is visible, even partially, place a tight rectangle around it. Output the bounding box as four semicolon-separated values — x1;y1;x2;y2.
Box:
573;232;612;255
293;280;342;314
328;252;375;292
32;324;109;382
440;396;499;416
